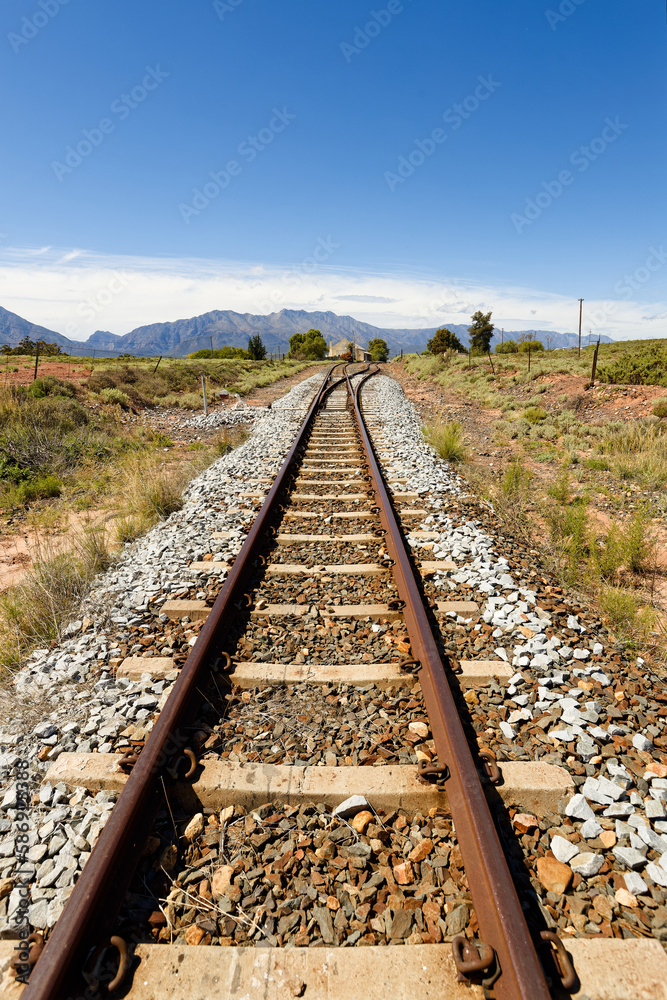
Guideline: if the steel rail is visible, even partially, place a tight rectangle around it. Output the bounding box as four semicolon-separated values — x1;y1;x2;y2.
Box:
23;364;351;1000
346;367;553;1000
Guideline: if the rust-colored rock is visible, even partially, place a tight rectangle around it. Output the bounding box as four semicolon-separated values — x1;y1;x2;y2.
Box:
211;865;235;897
536;856;573;895
184;924;205;945
513;813;538;834
408;838;434;863
393;861;415;885
350;810;373;834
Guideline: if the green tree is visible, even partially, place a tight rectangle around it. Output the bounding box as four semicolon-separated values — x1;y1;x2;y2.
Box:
289;329;327;360
518;339;544;353
247;334;267;360
468;311;495;354
495;340;518;354
427;328;464;354
368;338;389;362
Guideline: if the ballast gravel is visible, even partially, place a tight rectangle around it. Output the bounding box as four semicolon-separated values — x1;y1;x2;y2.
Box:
2;370;667;952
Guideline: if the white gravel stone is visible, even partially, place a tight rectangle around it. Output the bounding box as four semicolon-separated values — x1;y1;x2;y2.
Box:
565;794;595;822
550;835;579;863
570;853;604;878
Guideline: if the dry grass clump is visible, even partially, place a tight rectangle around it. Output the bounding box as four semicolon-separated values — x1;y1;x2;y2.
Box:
0;526;112;677
423;418;467;463
114;454;200;543
595;421;667;489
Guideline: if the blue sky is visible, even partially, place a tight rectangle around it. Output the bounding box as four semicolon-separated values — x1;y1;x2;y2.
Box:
0;0;665;341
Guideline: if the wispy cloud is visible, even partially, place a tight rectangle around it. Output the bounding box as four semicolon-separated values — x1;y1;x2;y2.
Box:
334;294;398;304
0;245;663;343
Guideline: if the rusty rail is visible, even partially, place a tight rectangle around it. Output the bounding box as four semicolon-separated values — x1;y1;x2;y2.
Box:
346;366;553;999
22;365;350;1000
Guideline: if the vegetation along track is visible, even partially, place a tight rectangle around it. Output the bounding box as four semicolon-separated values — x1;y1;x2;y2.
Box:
6;365;667;999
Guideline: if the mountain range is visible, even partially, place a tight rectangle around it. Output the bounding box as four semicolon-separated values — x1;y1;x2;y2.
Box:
0;305;613;358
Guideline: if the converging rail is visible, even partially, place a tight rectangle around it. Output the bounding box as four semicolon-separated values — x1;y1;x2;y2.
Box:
18;364;575;999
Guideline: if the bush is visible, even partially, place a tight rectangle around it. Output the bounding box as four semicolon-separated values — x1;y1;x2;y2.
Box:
584;457;610;472
28;376;77;400
598;343;667;387
509;418;531;439
495;340;518;354
15;475;62;504
622;508;655;573
523;405;547;423
101;387;130;407
518;340;544;353
653;399;667;418
501;459;532;496
598;585;657;643
423;419;467;463
0;395;90;476
547;501;589;584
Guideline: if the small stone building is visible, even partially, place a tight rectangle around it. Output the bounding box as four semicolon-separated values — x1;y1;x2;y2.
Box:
328;338;372;362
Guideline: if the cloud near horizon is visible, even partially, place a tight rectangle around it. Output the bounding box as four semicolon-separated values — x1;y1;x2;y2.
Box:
0;246;663;344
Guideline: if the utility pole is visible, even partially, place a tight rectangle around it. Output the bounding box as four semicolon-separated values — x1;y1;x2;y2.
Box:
210;336;213;353
201;373;208;415
578;298;584;358
501;328;504;345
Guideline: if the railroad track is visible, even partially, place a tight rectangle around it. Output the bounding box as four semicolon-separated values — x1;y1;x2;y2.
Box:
5;364;667;999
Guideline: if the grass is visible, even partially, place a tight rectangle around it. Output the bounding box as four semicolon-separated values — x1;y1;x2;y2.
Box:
402;339;667;664
423;418;467;463
0;525;112;677
84;358;314;409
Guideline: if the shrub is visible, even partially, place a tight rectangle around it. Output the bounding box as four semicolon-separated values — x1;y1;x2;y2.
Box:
598;343;667;387
598;585;657;643
101;387;130;407
584;457;610;471
523;405;547;423
538;424;557;441
16;475;62;504
509;418;531;439
652;399;667;418
546;501;589;584
593;524;625;580
0;396;90;476
495;340;518;354
622;508;656;573
423;419;467;463
501;459;532;496
28;376;77;400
